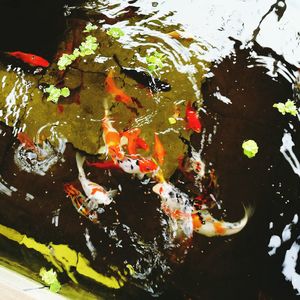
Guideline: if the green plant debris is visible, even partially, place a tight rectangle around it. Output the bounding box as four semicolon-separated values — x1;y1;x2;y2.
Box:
58;36;98;70
83;23;98;33
242;140;258;158
273;99;297;116
79;35;99;56
39;268;61;293
146;51;166;72
45;85;70;103
107;27;125;39
168;117;176;124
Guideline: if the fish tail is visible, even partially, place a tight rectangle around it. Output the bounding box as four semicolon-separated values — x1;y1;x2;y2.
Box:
194;204;255;237
76;152;86;178
220;204;254;236
103;98;111;117
108;189;118;199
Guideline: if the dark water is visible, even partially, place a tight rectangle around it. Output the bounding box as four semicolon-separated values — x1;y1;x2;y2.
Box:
0;1;300;299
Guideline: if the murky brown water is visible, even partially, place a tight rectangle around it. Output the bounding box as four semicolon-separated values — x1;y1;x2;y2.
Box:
0;1;299;299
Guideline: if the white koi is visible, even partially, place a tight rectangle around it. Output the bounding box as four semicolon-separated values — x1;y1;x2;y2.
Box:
192;205;254;237
76;152;117;206
153;182;194;238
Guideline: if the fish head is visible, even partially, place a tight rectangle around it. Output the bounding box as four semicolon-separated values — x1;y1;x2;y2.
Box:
138;158;158;173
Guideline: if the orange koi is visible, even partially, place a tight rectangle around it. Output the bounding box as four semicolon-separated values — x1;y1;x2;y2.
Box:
17;132;37;152
7;51;49;67
101;112;124;161
185;101;202;133
64;183;99;223
136;137;149;151
154;133;166;165
105;69;133;106
120;128;141;155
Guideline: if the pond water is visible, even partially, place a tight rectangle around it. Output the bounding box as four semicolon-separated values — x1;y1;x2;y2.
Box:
0;0;299;299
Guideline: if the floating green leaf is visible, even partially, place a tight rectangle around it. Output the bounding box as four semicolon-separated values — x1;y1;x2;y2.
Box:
242;140;258;158
83;23;98;33
146;51;166;72
273;99;297;116
57;36;98;70
79;35;99;56
45;85;70;103
57;54;73;71
107;27;125;39
39;268;61;293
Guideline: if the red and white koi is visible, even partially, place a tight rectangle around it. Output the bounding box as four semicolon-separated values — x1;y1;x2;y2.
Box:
76;152;117;205
153;181;194;238
153;181;254;238
64;183;99;223
116;155;159;180
192;205;254;237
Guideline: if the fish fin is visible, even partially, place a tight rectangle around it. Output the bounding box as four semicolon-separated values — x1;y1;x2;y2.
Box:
76;152;86;178
137;173;145;180
98;145;107;155
108;189;118;199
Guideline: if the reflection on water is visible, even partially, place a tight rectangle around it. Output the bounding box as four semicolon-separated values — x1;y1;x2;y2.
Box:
0;0;299;298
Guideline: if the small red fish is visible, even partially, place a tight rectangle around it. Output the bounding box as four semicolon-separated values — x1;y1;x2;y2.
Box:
57;104;64;113
17;132;36;151
7;51;49;67
105;69;133;106
185;101;202;133
154;133;166;165
86;160;121;169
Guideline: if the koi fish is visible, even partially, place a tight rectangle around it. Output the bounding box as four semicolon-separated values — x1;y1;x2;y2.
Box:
192;205;254;237
180;145;205;185
120;129;150;154
136;137;149;151
153;182;194;238
101;109;125;161
17;132;37;152
117;155;159;179
186;101;202;133
76;152;117;205
86;159;121;170
105;69;133;106
7;51;49;67
64;183;99;223
113;55;171;93
120;128;141;155
154;133;166;165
